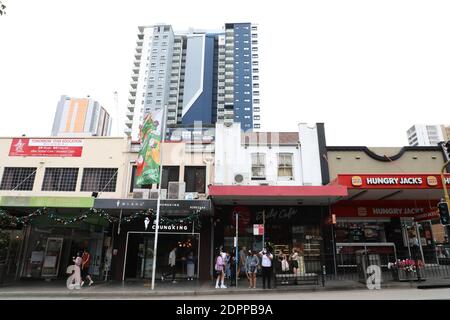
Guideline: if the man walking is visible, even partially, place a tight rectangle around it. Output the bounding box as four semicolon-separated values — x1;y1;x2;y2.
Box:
81;248;94;286
259;248;273;289
161;246;177;283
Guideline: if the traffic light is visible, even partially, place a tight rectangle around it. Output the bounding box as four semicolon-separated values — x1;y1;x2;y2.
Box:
438;200;450;225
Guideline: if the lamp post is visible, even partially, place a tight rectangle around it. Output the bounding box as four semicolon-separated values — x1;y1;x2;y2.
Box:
150;104;168;290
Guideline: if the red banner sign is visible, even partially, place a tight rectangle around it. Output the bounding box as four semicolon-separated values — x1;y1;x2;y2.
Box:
336;174;450;189
332;200;438;220
9;138;83;157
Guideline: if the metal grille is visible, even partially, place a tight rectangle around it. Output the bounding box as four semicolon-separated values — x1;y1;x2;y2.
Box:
81;168;118;192
0;167;37;191
41;168;79;191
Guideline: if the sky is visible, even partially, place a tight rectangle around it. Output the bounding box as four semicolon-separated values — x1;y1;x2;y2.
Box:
0;0;449;146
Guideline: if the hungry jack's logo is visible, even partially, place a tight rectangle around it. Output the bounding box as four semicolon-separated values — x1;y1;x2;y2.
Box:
426;176;438;187
351;176;363;187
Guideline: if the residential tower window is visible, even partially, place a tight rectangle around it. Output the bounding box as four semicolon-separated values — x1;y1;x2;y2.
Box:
41;168;79;191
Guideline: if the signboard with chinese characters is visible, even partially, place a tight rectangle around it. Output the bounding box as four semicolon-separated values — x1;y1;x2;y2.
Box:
9;138;83;157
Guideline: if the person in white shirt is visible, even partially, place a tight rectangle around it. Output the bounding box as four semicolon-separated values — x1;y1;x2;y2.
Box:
259;248;273;289
161;246;177;283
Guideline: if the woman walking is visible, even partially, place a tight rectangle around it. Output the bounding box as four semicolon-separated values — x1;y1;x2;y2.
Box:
186;251;195;281
214;249;227;289
245;250;259;289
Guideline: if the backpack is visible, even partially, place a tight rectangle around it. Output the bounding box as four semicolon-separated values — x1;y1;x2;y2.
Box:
215;256;223;271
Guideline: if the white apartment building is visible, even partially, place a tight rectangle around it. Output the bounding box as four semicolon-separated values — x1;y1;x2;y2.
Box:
407;124;447;146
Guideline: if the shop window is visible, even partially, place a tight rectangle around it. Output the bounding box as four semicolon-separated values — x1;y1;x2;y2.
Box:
81;168;118;192
41;168;79;192
0;167;37;191
334;220;387;243
277;153;293;179
184;166;206;193
251;153;265;180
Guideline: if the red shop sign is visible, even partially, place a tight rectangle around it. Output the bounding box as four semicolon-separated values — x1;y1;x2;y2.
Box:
332;200;437;219
336;174;450;189
9;138;83;157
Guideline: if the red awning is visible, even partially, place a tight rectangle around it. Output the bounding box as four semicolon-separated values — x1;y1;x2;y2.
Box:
208;185;348;206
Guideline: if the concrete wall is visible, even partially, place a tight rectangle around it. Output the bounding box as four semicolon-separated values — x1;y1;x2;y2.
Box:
327;147;446;180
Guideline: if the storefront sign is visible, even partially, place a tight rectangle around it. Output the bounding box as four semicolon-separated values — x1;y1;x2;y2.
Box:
151;221;190;231
94;199;211;213
9;138;83;157
336;174;450;189
332;201;437;218
253;224;264;235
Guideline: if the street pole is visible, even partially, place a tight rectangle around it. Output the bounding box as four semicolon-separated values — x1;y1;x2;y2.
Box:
262;210;265;251
440;159;450;242
235;213;238;288
151;105;167;290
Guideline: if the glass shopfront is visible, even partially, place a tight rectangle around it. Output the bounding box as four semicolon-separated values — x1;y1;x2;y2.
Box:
214;206;327;274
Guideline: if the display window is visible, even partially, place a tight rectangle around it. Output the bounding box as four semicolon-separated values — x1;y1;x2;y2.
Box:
335;220;387;243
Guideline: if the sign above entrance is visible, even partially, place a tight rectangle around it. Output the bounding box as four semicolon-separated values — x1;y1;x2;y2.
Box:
332;200;438;219
9;138;83;157
93;199;212;214
336;174;450;189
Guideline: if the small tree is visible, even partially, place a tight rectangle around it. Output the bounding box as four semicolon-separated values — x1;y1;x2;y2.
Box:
0;1;6;16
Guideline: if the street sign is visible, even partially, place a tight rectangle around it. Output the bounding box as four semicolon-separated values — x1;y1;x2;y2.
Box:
253;224;264;236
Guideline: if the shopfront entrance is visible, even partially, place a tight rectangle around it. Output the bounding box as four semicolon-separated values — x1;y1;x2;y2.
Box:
123;232;200;281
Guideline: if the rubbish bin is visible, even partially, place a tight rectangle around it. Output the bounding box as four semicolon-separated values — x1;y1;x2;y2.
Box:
356;250;381;284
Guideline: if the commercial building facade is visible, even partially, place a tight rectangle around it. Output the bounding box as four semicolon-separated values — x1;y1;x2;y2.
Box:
406;124;449;146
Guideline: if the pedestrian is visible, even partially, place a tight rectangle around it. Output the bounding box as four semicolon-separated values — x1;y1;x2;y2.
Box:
290;248;299;275
224;250;231;285
186;251;195;281
281;254;290;284
259;247;273;289
245;250;259;288
161;246;177;283
238;246;247;278
229;248;237;286
214;249;226;288
81;248;94;286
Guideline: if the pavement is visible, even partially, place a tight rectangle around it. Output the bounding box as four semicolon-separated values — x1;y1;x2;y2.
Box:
1;276;449;299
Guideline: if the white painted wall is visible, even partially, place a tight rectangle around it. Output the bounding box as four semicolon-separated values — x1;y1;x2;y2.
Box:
214;123;322;186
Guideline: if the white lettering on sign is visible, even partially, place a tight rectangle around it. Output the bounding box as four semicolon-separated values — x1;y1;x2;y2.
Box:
366;177;423;185
373;208;425;215
446;178;450;184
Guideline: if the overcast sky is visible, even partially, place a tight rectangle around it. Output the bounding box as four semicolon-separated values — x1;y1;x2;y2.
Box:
0;0;449;146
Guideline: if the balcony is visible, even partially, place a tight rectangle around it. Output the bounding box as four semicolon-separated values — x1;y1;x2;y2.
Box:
135;47;142;54
127;104;135;112
129;88;137;96
128;96;136;104
124;127;132;135
125;119;133;128
132;67;139;74
131;74;138;81
134;53;142;60
126;111;134;120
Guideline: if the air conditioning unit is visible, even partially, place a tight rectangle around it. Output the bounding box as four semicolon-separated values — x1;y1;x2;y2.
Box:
168;182;186;199
233;173;249;185
149;189;167;199
132;188;150;199
185;192;199;200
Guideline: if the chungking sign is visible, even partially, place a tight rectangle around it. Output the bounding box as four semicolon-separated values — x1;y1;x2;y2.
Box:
9;138;83;157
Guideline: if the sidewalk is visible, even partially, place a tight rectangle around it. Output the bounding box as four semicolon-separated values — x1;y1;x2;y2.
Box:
0;277;443;298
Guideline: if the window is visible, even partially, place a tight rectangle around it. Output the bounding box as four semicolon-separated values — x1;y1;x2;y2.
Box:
278;154;293;178
184;166;206;193
81;168;118;192
161;166;180;189
252;61;258;66
0;167;36;191
159;70;164;74
253;68;259;73
252;26;258;31
157;92;162;97
158;76;164;81
254;91;260;96
253;83;259;88
252;34;257;38
254;124;261;129
254;115;260;120
254;107;260;112
252;47;258;51
156;100;161;105
254;99;260;104
252;40;258;45
154;35;159;40
251;153;265;180
163;35;168;39
253;75;259;81
42;168;79;191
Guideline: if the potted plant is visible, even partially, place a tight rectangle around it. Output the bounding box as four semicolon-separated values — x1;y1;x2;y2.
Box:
388;259;425;281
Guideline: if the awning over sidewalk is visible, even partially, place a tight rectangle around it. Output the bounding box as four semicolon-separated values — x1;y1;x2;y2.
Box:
208;185;348;205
